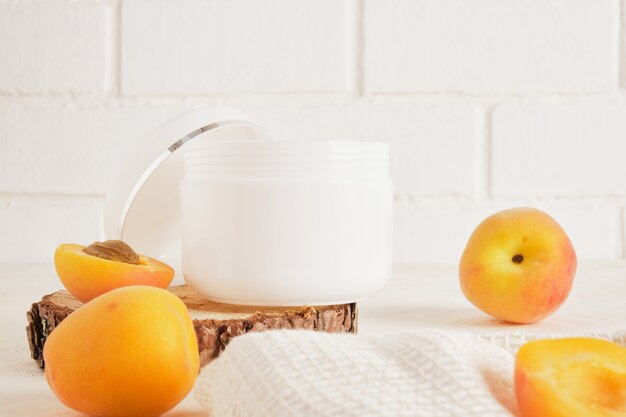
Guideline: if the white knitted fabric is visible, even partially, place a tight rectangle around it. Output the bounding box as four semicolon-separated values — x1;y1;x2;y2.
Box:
195;330;626;417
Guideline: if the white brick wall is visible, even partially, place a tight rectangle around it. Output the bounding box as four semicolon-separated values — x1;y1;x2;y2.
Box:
0;0;110;93
0;104;189;194
0;197;102;263
122;0;350;94
365;0;617;94
2;0;626;266
395;202;621;264
492;103;626;198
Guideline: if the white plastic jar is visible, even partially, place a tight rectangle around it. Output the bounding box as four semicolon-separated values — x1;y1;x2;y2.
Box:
181;140;393;306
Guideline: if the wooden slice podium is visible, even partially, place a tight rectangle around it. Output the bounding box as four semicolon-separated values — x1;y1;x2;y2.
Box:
27;286;358;368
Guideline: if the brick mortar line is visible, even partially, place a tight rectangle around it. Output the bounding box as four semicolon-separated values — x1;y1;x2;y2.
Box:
0;193;104;205
620;208;626;258
395;195;626;207
2;92;626;105
5;193;626;204
618;0;625;86
0;0;112;5
0;91;622;100
351;0;364;96
107;0;121;96
613;208;624;258
474;106;491;202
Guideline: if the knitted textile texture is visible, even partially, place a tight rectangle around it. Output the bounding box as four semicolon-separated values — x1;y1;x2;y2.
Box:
194;330;625;417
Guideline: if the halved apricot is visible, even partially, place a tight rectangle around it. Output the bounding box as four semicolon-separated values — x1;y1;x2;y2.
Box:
54;240;175;303
515;337;626;417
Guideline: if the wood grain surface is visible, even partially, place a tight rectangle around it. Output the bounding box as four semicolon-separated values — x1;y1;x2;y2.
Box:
26;286;358;368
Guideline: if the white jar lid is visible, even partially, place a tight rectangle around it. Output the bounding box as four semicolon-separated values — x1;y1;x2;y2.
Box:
103;107;270;274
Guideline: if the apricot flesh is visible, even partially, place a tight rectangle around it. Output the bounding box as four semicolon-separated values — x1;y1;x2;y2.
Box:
515;338;626;417
44;286;199;417
55;242;174;303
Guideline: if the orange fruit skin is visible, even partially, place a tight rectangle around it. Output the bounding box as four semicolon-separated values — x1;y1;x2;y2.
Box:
459;207;576;324
54;243;175;303
515;338;626;417
43;286;199;417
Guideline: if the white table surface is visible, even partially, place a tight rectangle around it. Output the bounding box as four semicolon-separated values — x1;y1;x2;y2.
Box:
1;262;626;416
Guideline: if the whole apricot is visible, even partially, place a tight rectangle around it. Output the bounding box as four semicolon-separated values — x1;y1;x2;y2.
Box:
515;337;626;417
44;286;199;417
459;207;576;324
54;240;174;303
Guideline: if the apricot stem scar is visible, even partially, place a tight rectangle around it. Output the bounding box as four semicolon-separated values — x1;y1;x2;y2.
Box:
512;254;524;264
